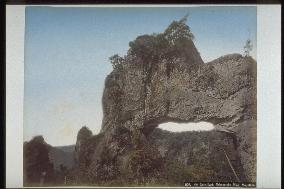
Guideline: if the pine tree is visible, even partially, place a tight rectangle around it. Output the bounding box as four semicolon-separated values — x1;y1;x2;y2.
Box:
244;39;253;57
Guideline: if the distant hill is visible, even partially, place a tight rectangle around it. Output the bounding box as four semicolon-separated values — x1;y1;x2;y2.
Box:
55;145;75;153
48;145;75;171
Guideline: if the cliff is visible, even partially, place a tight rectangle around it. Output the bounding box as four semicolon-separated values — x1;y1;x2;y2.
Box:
74;18;257;185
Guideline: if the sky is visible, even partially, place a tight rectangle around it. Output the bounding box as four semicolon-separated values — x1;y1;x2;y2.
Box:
158;122;214;132
24;6;257;146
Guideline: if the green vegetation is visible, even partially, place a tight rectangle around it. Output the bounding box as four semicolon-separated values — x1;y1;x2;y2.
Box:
109;15;200;77
24;136;54;185
129;147;164;183
244;39;253;57
148;129;246;183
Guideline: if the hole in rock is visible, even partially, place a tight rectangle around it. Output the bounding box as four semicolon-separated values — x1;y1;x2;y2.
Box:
157;121;215;132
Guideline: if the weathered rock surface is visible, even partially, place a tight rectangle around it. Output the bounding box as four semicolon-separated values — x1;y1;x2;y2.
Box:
74;20;256;184
148;128;246;182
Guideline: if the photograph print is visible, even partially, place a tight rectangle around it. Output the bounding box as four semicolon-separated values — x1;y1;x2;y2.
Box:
23;6;257;187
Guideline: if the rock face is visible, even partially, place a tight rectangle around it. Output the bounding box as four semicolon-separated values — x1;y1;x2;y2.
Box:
148;128;246;182
74;19;256;185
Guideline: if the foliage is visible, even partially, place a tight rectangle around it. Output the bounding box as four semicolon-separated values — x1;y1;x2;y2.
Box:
75;132;104;181
109;15;197;75
129;146;164;183
161;160;217;184
164;14;194;45
243;39;253;57
148;129;245;183
24;136;54;184
76;144;121;186
109;54;124;70
128;33;169;61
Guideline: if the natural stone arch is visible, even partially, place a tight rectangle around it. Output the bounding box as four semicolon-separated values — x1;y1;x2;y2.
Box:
75;31;256;184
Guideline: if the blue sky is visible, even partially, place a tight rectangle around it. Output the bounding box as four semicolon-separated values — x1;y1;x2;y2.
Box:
24;6;257;146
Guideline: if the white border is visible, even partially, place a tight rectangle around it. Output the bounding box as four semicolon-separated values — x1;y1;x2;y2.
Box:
6;5;25;188
256;5;281;189
6;4;281;188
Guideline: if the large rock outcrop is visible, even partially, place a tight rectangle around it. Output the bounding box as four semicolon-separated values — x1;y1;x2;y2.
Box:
74;19;256;185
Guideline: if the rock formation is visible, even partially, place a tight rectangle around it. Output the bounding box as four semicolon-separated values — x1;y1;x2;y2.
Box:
148;128;247;182
74;18;257;185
